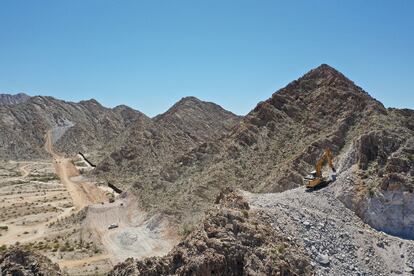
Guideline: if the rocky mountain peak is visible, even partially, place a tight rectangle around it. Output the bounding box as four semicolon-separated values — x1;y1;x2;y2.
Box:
155;96;204;120
246;64;386;129
154;96;239;125
277;64;362;98
177;96;201;104
79;98;103;108
304;63;348;81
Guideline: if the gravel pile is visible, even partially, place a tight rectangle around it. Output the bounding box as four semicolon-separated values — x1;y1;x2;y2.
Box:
245;186;414;275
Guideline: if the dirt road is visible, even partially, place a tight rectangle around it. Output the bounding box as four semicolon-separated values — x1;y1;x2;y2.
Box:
45;131;107;210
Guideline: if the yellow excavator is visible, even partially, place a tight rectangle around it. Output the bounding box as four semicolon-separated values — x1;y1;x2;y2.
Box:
304;148;337;189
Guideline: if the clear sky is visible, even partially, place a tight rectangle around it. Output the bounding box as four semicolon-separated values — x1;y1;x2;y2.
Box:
0;1;413;117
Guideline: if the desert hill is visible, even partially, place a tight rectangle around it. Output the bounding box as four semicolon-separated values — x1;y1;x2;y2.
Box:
95;96;242;183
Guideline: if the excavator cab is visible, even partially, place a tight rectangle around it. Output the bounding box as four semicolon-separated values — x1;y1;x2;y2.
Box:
305;148;337;189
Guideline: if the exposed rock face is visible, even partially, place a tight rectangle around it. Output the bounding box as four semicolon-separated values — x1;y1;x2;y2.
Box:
95;97;241;184
109;190;312;276
0;96;148;160
0;247;61;275
334;123;414;238
0;93;30;105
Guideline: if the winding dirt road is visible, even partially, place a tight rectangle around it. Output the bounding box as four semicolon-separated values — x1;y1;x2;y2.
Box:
45;131;107;210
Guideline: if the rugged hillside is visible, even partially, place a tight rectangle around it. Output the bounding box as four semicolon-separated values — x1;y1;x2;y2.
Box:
0;96;148;160
95;96;241;183
0;246;61;275
0;92;30;105
332;108;414;238
109;190;313;276
121;65;413;237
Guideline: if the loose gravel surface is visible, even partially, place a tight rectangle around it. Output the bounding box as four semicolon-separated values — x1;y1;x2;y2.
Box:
244;186;414;276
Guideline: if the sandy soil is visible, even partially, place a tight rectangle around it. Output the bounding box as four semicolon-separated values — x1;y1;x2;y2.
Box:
0;161;74;245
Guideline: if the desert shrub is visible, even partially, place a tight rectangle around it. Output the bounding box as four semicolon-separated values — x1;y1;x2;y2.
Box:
180;223;194;237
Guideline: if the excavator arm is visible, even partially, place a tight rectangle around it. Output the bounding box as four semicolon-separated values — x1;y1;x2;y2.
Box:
305;148;336;189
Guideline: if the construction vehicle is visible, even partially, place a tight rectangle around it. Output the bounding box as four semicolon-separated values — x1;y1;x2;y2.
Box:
108;223;119;230
304;148;337;189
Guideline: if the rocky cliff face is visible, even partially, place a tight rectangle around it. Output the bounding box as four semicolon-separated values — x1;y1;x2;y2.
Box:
333;110;414;238
0;93;30;105
0;247;61;275
109;190;312;276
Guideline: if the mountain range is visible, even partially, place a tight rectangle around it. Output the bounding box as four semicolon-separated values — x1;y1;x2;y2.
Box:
1;65;413;235
1;64;413;275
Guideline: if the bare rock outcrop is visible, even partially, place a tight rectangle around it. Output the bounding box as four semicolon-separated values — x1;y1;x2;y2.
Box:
0;247;61;275
334;126;414;238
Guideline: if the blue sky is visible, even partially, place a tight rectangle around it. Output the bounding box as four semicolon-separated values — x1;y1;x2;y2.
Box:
0;1;413;116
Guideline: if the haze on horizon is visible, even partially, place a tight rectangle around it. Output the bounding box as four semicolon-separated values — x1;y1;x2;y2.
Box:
0;0;413;117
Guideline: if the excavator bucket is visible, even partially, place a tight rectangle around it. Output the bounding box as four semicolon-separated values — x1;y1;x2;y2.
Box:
306;177;330;189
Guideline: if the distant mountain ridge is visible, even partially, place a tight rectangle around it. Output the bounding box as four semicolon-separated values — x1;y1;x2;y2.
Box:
0;95;147;160
0;94;241;166
0;93;30;105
